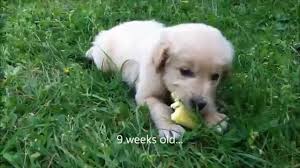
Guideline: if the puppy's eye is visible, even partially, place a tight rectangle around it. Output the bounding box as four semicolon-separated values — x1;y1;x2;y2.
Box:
211;73;220;81
180;68;194;77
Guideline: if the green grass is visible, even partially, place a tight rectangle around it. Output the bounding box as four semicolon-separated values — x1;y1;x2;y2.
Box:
0;0;299;167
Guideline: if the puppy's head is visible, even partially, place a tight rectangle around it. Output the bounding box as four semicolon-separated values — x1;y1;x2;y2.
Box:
153;24;234;111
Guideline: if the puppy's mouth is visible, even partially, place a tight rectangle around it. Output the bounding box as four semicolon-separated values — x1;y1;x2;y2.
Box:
166;92;188;107
183;99;193;109
168;92;206;112
177;98;198;111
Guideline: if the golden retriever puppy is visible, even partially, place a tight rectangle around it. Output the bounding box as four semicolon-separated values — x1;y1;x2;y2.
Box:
86;20;234;139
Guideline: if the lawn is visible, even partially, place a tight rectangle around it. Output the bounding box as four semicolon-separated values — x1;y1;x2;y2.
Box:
0;0;299;167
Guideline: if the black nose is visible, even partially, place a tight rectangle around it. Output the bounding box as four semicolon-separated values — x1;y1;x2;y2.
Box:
190;97;207;110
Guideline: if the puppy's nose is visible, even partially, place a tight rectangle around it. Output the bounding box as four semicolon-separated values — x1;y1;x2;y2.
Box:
190;97;207;110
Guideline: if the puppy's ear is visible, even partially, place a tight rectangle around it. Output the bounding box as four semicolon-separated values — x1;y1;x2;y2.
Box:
152;42;170;73
223;41;234;78
222;64;232;78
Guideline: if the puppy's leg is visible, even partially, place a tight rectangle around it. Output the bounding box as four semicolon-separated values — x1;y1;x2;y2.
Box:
121;60;139;87
202;104;229;133
85;37;106;70
147;97;186;139
137;96;185;139
85;45;114;71
85;31;116;71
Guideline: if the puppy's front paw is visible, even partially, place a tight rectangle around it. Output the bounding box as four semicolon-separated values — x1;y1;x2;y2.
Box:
204;112;229;133
158;124;185;139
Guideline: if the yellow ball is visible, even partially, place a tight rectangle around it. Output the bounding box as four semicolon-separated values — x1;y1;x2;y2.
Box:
170;93;201;129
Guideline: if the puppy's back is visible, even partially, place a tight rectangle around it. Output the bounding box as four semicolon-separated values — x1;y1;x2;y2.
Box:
86;20;164;71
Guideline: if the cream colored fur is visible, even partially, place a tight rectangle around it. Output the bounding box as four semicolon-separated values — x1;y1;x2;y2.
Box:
86;20;234;139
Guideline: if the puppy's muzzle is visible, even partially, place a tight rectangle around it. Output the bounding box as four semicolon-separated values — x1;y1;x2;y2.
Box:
190;97;207;110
